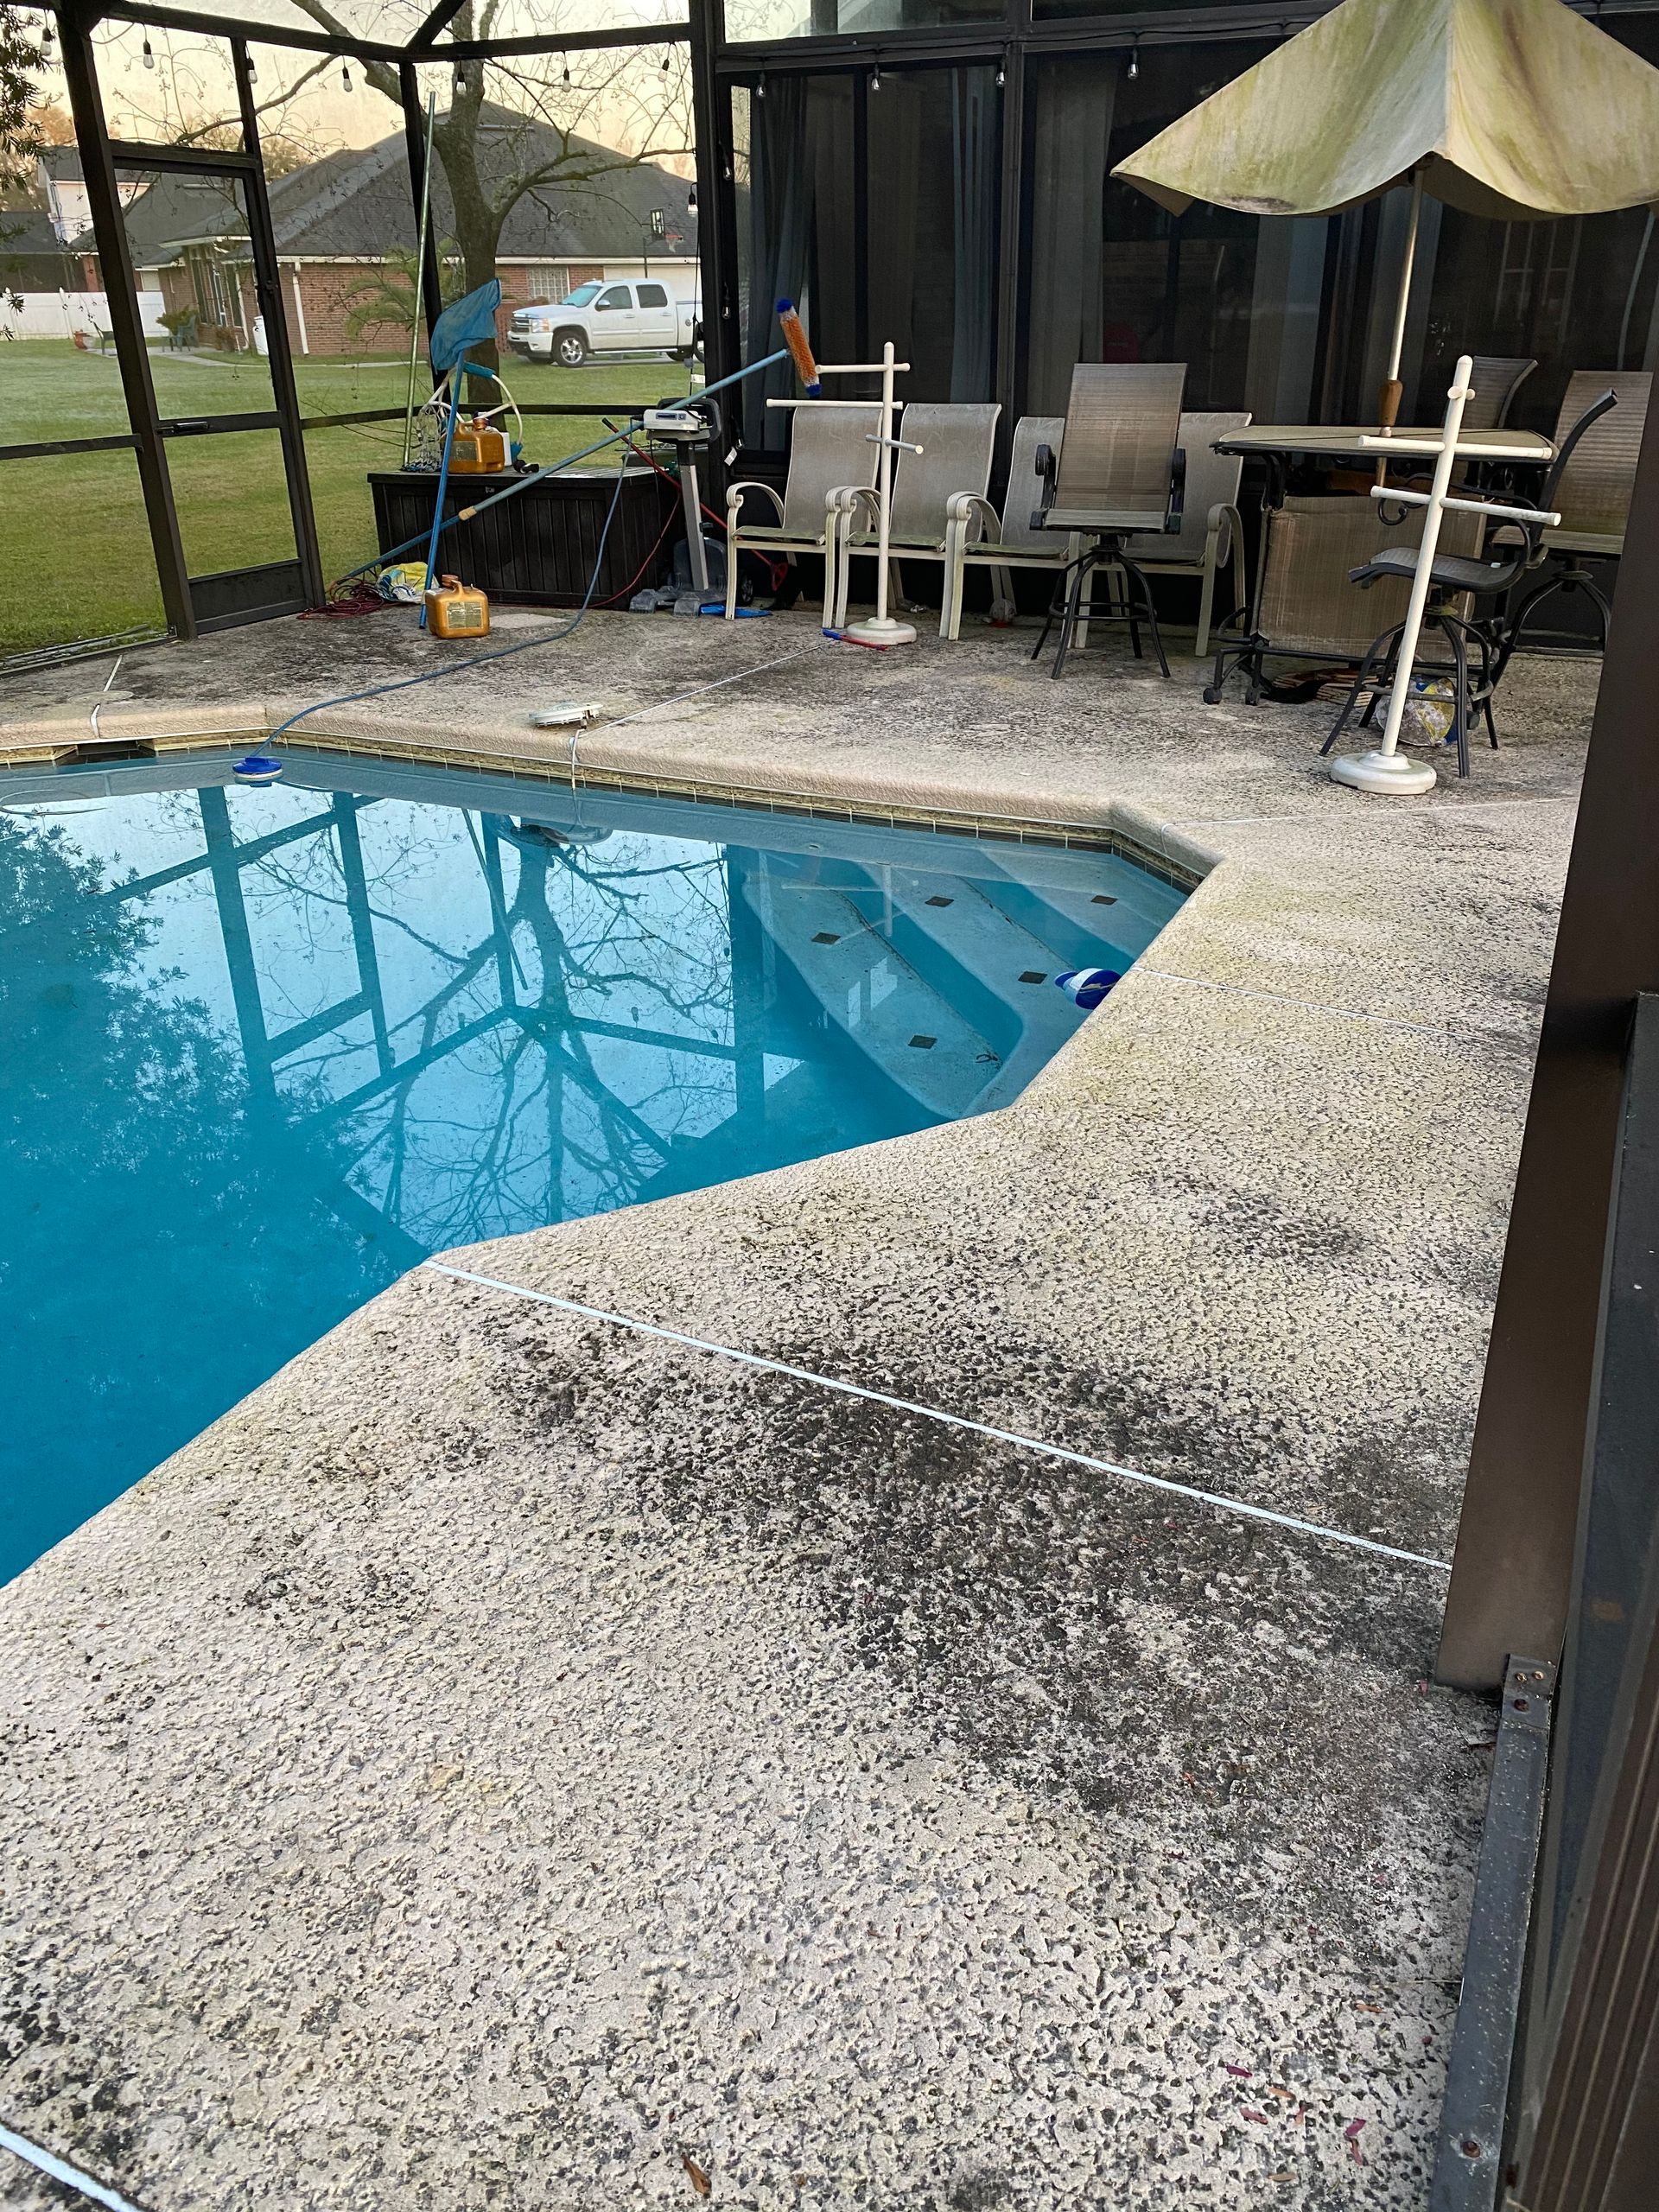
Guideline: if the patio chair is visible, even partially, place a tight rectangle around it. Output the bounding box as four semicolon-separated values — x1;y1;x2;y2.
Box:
1027;362;1187;678
1107;410;1250;658
1501;369;1649;659
723;402;884;620
938;415;1081;640
830;403;1001;632
1205;491;1486;705
1459;355;1538;432
1323;387;1619;777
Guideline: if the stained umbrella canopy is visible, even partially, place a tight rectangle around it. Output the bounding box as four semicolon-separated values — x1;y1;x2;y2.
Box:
1113;0;1659;224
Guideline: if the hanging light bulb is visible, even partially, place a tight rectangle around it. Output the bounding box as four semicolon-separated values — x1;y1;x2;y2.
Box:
142;36;155;69
660;48;670;73
562;54;570;84
246;55;257;81
871;61;881;92
995;61;1005;87
756;72;766;100
1127;38;1139;80
341;64;352;92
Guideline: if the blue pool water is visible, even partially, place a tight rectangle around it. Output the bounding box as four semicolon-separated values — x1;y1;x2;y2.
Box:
0;751;1185;1581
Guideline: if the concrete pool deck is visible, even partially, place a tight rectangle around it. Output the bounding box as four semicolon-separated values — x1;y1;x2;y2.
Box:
0;613;1595;2209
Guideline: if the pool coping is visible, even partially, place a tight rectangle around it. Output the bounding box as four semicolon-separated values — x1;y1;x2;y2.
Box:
0;703;1217;893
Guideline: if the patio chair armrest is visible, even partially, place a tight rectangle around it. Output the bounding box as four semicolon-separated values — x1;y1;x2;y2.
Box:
1027;441;1059;533
946;492;1001;541
727;480;785;530
830;484;880;525
1205;500;1244;569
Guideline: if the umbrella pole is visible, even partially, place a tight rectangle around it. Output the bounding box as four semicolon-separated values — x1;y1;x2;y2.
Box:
1377;167;1425;438
1332;353;1473;798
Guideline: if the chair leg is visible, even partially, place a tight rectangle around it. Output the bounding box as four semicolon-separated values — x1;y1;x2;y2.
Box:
1052;553;1092;680
724;526;740;620
1121;556;1171;679
1031;580;1062;663
1438;614;1471;779
1195;550;1217;661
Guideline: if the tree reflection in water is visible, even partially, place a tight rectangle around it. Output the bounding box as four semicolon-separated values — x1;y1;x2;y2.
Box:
0;770;932;1578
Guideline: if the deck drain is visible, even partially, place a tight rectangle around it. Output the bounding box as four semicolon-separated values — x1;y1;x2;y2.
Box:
1020;970;1048;984
925;895;954;907
812;931;841;944
1091;893;1117;905
908;1034;937;1050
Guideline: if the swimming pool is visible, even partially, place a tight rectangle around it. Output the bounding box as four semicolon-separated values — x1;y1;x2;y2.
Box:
0;750;1185;1581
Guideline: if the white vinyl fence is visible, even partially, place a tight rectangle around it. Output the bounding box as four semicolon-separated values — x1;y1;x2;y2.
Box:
0;289;167;343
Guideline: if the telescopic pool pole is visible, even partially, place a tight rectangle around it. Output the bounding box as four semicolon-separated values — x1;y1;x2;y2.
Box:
336;346;792;587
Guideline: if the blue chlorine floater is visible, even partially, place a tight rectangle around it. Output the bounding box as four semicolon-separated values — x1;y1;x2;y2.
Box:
232;753;283;785
1055;967;1121;1010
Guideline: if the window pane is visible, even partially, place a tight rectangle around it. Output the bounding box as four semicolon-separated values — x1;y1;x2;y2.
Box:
165;429;299;576
735;73;856;446
725;0;1001;39
867;67;999;403
1027;45;1321;421
0;454;164;664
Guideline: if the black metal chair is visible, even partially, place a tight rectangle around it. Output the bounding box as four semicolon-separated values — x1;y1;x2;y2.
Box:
1322;389;1618;779
1028;363;1186;679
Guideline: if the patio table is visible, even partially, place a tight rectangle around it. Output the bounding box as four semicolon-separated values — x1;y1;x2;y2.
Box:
1203;423;1555;702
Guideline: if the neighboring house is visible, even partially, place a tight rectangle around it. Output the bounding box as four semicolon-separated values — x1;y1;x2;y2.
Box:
60;109;696;359
35;147;144;245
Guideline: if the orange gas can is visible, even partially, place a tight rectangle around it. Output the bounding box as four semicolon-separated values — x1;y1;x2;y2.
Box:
449;416;510;473
423;575;491;639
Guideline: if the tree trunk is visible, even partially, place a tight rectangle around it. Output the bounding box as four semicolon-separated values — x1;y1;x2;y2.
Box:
432;61;502;373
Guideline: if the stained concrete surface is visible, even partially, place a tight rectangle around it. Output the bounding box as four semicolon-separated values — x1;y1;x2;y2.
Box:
0;612;1596;2209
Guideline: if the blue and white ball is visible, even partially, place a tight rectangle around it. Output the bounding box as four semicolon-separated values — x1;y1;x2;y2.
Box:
1055;966;1121;1010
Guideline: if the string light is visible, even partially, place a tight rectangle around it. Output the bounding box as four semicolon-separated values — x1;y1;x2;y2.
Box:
871;61;882;92
756;71;766;99
142;36;155;69
562;54;570;83
341;64;352;92
995;61;1005;86
1127;37;1139;79
246;55;257;80
661;48;670;73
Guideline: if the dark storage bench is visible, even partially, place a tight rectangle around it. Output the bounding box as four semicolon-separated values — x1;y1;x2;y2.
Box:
368;465;675;607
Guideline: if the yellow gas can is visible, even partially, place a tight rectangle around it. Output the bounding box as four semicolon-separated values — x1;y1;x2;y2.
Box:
423;575;491;639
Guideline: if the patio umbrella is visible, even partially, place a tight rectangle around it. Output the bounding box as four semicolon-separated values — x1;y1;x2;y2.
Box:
1112;0;1659;429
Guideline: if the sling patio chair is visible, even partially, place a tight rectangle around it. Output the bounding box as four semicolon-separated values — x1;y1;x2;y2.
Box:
1027;362;1188;678
1459;354;1539;432
1324;386;1619;778
1104;410;1251;658
1500;369;1649;659
723;401;885;620
829;402;1001;632
938;415;1082;640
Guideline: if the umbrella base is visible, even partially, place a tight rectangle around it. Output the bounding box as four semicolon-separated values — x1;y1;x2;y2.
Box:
842;615;918;647
1330;747;1438;797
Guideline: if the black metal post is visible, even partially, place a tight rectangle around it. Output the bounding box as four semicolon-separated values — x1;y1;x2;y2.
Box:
234;40;325;607
690;0;738;404
58;5;194;640
400;60;446;345
1437;398;1659;1689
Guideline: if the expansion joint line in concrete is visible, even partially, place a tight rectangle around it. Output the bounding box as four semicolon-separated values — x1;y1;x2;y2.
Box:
0;2122;150;2212
423;1262;1452;1573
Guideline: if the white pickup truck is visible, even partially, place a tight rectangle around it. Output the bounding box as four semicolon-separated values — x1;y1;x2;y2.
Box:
506;279;701;369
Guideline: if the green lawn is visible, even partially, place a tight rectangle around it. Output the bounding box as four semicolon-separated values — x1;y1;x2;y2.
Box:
1;340;676;657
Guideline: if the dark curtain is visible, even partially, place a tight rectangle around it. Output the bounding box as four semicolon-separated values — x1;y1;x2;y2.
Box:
950;68;997;402
746;78;812;448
